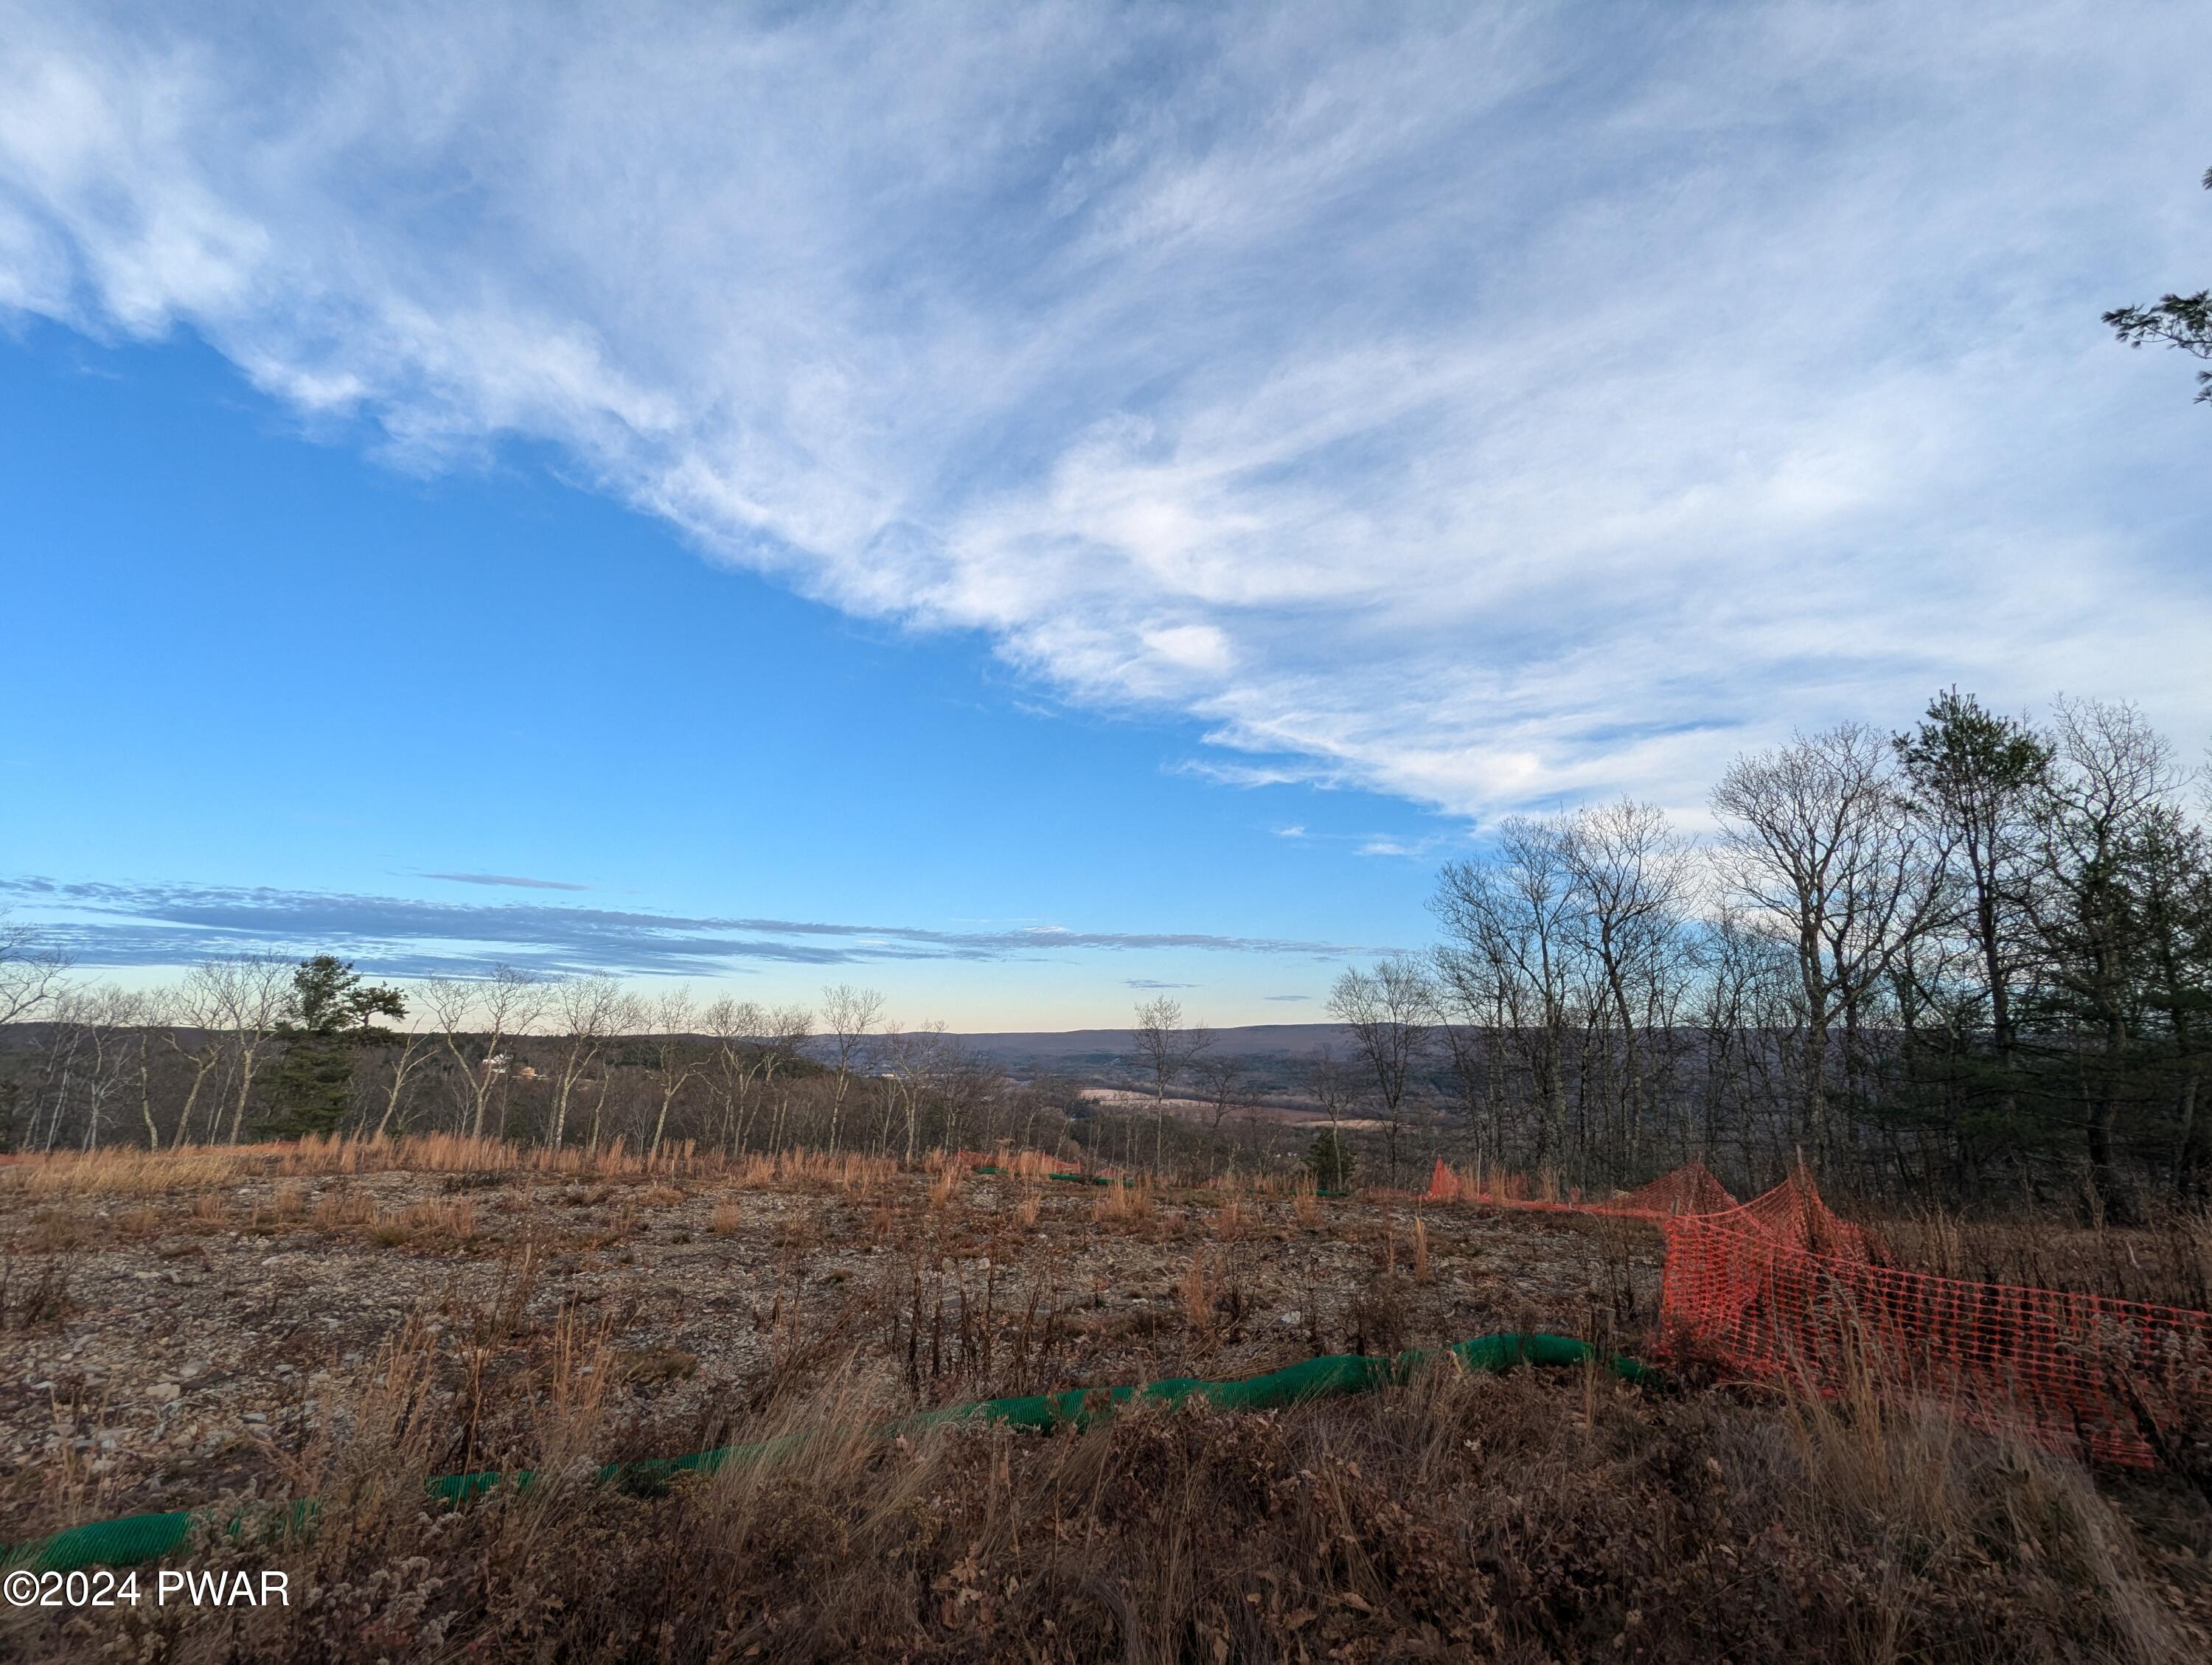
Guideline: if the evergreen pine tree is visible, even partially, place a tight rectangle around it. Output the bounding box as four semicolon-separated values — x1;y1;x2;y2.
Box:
264;956;407;1136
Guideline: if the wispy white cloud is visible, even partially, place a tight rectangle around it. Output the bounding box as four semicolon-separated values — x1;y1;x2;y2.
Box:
420;872;589;892
1354;837;1448;861
0;875;1374;977
3;1;2208;818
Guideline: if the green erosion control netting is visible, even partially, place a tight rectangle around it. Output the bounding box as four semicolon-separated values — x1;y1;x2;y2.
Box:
5;1332;1648;1575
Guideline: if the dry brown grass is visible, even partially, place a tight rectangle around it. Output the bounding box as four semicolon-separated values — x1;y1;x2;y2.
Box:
928;1164;960;1210
1882;1198;2212;1313
1085;1178;1154;1228
12;1329;2198;1665
0;1134;752;1201
732;1149;898;1194
1177;1247;1217;1337
19;1208;88;1252
580;1200;637;1251
7;1147;251;1198
10;1140;2211;1661
311;1189;379;1231
365;1196;481;1249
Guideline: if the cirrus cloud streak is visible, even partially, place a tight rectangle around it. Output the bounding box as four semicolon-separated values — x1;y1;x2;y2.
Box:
0;876;1373;979
2;1;2208;817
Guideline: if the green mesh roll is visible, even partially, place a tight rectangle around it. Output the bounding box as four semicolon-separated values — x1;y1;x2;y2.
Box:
5;1332;1648;1574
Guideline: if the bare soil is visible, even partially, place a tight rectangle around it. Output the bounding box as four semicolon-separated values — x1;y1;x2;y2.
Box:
0;1164;1655;1547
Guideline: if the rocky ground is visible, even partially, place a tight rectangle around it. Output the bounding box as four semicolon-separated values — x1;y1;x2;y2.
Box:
0;1162;1658;1548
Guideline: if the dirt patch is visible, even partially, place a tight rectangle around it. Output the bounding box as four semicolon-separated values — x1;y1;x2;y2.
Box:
0;1167;1652;1543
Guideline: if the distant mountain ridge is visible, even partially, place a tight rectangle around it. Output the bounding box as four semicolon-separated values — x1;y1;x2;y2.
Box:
947;1024;1357;1069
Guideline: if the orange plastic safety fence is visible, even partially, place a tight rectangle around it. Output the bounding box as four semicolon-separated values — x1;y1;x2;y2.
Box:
1587;1161;1741;1220
1688;1171;1876;1260
1420;1157;2212;1468
1660;1212;2212;1468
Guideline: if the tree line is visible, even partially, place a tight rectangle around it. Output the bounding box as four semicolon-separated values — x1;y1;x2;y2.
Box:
3;688;2206;1214
1272;692;2207;1216
0;953;1096;1167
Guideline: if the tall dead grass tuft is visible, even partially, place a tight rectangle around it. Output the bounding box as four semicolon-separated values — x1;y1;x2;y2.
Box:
1883;1197;2212;1314
8;1147;248;1198
1758;1360;2180;1664
1089;1178;1156;1228
369;1196;479;1248
311;1189;378;1231
733;1149;898;1195
1178;1248;1217;1337
2;1133;749;1202
19;1351;2191;1664
928;1164;960;1211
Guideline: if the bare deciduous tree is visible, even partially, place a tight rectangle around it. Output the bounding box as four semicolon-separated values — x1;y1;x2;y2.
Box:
883;1018;949;1165
41;984;147;1151
644;987;706;1156
422;964;546;1140
2026;698;2184;1212
1192;1050;1248;1174
159;973;233;1149
936;1042;1002;1155
371;1020;437;1140
549;976;629;1149
1433;821;1581;1164
701;995;767;1154
818;984;884;1156
1559;799;1696;1161
1328;956;1436;1184
192;956;293;1144
1131;995;1211;1173
0;914;70;1027
1712;723;1946;1160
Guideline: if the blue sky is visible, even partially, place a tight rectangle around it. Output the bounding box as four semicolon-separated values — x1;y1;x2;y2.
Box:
2;2;2208;1026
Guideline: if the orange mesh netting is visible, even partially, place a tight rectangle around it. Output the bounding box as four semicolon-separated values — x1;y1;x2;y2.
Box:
1700;1169;1877;1260
1587;1162;1741;1220
1660;1207;2212;1467
1419;1156;2212;1468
